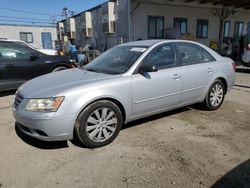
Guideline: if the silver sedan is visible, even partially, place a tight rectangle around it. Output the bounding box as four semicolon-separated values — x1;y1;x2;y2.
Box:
13;40;235;148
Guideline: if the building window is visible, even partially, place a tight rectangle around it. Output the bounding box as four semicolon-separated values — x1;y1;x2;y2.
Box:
247;22;250;36
234;22;244;37
223;21;230;42
19;32;33;43
174;18;188;35
197;19;208;39
148;16;164;39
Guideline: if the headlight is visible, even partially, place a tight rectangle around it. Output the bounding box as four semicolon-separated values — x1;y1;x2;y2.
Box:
25;97;64;112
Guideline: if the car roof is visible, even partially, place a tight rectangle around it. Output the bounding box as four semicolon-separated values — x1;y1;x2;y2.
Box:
0;39;30;44
120;39;206;47
120;39;223;61
120;40;165;47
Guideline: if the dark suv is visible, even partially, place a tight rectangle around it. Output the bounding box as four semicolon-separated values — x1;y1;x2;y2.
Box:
0;41;76;92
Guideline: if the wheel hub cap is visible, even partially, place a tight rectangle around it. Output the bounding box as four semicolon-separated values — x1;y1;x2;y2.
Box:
210;84;223;107
86;107;117;142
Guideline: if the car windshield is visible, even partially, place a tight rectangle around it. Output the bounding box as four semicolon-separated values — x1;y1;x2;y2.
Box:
84;45;148;75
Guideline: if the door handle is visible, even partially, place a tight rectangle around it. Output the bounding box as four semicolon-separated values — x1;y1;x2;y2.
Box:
172;73;181;80
208;68;213;73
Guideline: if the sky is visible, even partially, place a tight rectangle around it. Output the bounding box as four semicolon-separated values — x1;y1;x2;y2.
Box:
0;0;107;25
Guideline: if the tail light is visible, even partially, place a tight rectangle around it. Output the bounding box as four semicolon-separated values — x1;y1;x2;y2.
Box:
232;62;236;71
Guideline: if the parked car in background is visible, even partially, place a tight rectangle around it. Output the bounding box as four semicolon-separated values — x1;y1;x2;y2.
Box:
13;40;235;148
0;40;76;92
241;43;250;67
1;39;58;56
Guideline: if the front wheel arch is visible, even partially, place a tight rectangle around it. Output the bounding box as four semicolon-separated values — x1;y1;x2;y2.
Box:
75;97;126;126
74;99;124;147
73;97;126;143
50;63;72;72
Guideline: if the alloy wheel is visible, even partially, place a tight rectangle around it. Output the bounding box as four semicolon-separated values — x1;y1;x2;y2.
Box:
86;107;117;142
210;83;224;107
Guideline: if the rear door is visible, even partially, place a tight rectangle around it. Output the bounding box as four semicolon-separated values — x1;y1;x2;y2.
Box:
175;42;216;104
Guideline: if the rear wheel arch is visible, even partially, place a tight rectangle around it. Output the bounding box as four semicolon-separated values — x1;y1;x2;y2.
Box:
202;79;226;110
216;77;228;94
205;77;228;96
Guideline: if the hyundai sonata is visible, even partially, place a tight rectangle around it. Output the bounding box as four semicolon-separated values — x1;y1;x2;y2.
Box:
13;40;235;148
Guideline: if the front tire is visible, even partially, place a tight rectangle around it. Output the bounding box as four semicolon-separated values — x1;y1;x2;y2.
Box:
202;79;226;110
75;100;123;148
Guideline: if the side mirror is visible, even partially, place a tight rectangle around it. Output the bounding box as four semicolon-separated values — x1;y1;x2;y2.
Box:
138;64;158;74
30;53;39;61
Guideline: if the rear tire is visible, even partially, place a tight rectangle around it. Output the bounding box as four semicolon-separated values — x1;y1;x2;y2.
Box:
52;66;68;72
202;79;226;111
75;100;123;148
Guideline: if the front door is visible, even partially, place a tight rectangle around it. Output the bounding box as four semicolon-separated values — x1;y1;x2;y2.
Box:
0;41;37;89
0;53;6;91
131;43;182;116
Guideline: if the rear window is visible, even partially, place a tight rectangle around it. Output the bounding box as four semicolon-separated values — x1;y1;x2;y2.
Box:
176;43;215;65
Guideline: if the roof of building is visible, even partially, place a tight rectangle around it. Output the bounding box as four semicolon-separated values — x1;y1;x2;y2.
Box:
58;0;250;23
60;0;112;22
184;0;250;9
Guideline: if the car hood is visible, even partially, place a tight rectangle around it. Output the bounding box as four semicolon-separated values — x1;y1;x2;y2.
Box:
18;68;119;98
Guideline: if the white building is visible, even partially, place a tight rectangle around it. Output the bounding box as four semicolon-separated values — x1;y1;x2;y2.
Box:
57;0;250;52
0;24;57;49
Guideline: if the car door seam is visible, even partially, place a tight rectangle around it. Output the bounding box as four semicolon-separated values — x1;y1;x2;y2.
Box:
134;86;206;104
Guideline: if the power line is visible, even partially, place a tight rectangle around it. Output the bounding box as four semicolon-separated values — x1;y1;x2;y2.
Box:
0;6;62;16
0;19;55;25
0;15;51;22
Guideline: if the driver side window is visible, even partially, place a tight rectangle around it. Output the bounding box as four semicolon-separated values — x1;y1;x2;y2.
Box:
142;43;176;69
0;42;33;60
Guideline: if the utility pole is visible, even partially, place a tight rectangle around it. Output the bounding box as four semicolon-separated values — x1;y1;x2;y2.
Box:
61;7;75;20
62;7;69;20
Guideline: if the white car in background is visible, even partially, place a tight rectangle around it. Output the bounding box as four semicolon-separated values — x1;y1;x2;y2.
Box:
0;39;58;56
241;43;250;67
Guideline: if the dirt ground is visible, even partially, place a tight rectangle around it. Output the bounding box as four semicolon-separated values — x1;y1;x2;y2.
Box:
0;68;250;188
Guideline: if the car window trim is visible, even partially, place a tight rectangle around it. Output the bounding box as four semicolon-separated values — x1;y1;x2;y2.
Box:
175;42;216;67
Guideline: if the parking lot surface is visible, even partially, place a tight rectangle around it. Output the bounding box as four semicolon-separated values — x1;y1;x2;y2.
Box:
0;70;249;188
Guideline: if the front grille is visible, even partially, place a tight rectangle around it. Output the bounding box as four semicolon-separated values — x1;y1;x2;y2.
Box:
14;93;24;109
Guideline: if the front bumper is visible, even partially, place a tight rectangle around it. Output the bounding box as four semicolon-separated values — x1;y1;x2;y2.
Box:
13;107;76;141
